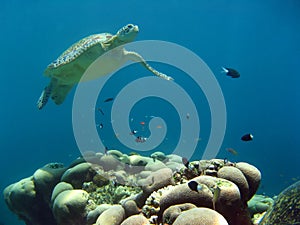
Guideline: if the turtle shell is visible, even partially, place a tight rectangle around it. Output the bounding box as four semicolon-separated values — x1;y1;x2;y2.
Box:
44;33;114;84
259;180;300;225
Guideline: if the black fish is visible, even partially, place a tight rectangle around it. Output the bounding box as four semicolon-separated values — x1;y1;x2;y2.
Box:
188;180;203;192
241;133;253;141
221;67;240;78
182;157;189;168
104;97;114;102
104;146;109;155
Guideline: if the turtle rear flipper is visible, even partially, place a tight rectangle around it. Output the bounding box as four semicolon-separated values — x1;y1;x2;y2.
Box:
37;85;52;110
51;83;74;105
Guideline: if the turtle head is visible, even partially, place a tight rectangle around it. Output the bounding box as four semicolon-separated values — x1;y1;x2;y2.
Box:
116;24;139;43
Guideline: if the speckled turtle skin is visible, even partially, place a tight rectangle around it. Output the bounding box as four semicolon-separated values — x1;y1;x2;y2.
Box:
37;24;172;109
259;180;300;225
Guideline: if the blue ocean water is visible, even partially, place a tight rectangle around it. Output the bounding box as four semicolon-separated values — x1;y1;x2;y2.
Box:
0;0;299;224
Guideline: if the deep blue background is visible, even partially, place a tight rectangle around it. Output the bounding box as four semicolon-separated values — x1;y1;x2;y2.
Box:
1;1;299;224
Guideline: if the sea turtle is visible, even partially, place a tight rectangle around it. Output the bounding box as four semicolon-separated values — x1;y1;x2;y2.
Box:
259;180;300;225
37;24;173;109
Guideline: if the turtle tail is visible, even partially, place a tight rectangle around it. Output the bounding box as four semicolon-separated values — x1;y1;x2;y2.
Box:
37;85;52;110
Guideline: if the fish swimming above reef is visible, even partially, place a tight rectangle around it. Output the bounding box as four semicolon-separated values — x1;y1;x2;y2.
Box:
129;130;138;135
104;97;114;102
188;180;203;192
241;133;253;141
182;157;189;168
221;67;240;78
135;136;147;143
212;186;221;210
97;108;104;115
226;147;238;155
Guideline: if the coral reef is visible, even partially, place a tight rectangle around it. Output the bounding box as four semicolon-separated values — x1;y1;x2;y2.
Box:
4;150;266;225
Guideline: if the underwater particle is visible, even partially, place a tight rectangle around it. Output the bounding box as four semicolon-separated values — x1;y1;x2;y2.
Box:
182;157;189;168
98;123;104;129
140;121;145;125
241;133;253;141
221;66;240;78
104;97;114;102
188;180;203;192
212;186;221;210
226;147;238;155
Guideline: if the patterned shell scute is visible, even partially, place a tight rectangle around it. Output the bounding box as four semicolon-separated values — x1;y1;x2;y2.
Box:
48;33;113;69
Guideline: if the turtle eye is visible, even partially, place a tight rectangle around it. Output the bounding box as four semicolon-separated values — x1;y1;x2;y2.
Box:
127;24;133;29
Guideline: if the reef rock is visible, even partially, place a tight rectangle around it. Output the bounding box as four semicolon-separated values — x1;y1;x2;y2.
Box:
172;207;229;225
95;205;125;225
120;214;149;225
52;189;89;225
3;151;263;225
163;203;197;224
235;162;261;199
61;162;95;188
3;176;56;225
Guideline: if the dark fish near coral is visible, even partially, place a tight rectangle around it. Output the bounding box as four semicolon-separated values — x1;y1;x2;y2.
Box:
129;130;137;135
104;146;109;155
241;133;253;141
182;157;189;168
212;186;221;210
224;158;228;164
221;67;240;78
104;97;114;102
188;180;203;192
226;147;238;155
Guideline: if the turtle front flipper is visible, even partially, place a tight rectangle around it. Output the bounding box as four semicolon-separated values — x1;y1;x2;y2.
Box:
37;84;52;110
125;50;174;81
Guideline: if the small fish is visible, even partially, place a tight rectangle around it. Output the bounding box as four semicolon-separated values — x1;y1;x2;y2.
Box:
226;147;238;155
104;97;114;102
97;108;104;115
186;113;190;119
129;130;138;135
104;146;109;155
140;121;145;125
182;157;189;168
241;133;253;141
221;67;240;78
135;136;147;143
212;186;221;210
188;180;203;192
